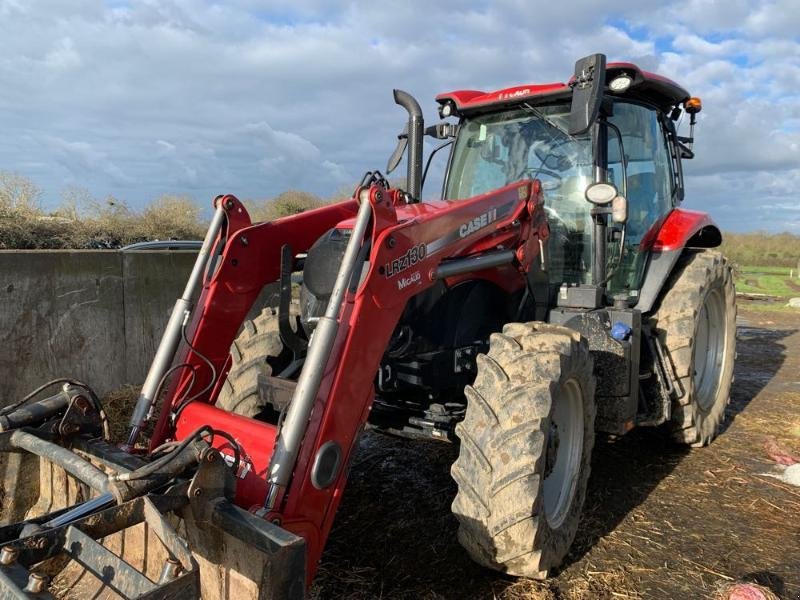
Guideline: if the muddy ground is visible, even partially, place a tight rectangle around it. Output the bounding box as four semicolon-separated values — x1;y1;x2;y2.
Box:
310;304;800;600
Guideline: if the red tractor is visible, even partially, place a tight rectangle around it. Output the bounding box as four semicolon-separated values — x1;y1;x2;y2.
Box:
0;54;735;598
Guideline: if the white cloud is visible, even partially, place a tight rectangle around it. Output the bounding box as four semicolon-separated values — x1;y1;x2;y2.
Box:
43;136;130;184
43;37;82;70
0;0;796;231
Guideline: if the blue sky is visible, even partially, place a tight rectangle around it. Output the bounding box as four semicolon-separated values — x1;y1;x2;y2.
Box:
0;0;798;231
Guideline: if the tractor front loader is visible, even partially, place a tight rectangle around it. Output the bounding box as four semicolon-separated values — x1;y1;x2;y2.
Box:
0;53;735;598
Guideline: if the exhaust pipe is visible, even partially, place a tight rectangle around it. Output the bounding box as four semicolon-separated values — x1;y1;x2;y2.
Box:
393;89;424;201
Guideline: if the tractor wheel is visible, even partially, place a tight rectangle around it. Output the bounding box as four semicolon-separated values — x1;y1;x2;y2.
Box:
451;322;596;578
215;307;286;417
650;249;736;446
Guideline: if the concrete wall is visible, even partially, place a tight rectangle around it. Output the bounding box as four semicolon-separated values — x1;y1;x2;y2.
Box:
0;250;201;406
121;251;201;388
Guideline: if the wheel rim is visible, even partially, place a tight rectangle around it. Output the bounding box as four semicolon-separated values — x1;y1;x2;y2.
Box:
542;378;584;529
693;288;727;412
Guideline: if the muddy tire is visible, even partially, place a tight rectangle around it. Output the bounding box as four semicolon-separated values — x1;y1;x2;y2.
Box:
450;322;596;578
216;307;286;417
650;249;736;447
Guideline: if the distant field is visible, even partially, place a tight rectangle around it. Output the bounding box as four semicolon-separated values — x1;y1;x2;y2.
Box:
735;265;800;298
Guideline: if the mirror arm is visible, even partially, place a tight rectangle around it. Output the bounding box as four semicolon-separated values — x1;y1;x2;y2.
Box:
420;140;454;194
424;122;459;140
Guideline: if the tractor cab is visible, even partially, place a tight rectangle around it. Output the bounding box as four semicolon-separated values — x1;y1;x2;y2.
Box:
428;58;698;307
364;54;717;440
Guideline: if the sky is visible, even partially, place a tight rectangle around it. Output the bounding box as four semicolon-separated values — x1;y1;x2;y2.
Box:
0;0;798;232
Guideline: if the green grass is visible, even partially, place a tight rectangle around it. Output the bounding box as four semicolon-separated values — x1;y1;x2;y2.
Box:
735;265;799;298
738;299;799;313
738;265;794;275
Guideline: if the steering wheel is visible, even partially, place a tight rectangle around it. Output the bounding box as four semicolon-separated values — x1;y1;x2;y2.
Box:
533;137;575;171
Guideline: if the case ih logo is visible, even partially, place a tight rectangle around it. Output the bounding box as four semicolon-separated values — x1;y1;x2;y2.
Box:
459;208;498;238
385;243;427;278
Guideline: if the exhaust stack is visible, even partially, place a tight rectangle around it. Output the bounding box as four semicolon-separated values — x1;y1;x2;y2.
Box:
393;89;424;201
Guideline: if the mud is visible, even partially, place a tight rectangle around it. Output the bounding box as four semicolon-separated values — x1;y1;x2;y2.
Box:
311;304;800;600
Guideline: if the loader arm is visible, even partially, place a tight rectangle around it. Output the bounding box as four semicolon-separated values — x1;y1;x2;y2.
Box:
277;180;540;572
163;179;543;580
148;197;359;448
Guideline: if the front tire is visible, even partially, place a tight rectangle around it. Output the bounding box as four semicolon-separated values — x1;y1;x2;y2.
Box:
216;307;286;417
650;249;736;446
450;322;596;578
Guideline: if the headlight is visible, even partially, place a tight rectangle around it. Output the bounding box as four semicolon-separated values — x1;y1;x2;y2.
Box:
609;74;633;93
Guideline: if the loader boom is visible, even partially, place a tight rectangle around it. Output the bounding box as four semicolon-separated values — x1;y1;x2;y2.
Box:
159;177;543;575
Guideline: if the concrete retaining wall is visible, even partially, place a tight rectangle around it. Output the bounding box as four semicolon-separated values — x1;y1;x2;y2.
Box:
0;250;269;407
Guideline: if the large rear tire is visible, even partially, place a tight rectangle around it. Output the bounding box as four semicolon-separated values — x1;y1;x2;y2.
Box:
450;322;595;578
650;249;736;447
215;307;286;417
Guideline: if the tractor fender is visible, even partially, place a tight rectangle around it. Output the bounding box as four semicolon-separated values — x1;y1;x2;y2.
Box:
636;208;722;313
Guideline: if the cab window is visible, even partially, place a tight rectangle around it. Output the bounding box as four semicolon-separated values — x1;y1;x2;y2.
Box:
607;102;675;296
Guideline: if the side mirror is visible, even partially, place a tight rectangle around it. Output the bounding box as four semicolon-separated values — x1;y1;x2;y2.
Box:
386;123;409;174
568;53;607;136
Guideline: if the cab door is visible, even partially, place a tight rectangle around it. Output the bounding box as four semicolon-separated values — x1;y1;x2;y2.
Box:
606;101;676;299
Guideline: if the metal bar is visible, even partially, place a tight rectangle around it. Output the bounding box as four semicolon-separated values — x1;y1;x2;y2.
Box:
433;250;515;280
212;500;304;558
127;202;227;447
592;119;608;287
72;438;146;473
8;431;109;494
136;574;199;600
141;497;195;572
0;506;74;544
63;525;157;598
121;240;202;252
265;197;373;508
42;494;115;529
6;490;189;567
0;392;69;433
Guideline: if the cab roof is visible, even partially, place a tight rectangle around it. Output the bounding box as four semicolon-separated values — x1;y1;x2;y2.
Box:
436;62;690;116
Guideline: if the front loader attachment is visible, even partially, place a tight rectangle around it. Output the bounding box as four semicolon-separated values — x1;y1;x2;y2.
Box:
0;493;197;599
0;193;364;599
0;387;305;600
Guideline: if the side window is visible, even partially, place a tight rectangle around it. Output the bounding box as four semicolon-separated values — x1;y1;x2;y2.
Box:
607;102;675;296
446;119;518;199
609;102;673;239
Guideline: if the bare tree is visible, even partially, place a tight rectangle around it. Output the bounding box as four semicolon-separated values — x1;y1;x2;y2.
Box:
0;171;42;216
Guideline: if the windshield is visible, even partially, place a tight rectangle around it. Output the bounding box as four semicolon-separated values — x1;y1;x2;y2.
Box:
445;104;595;284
